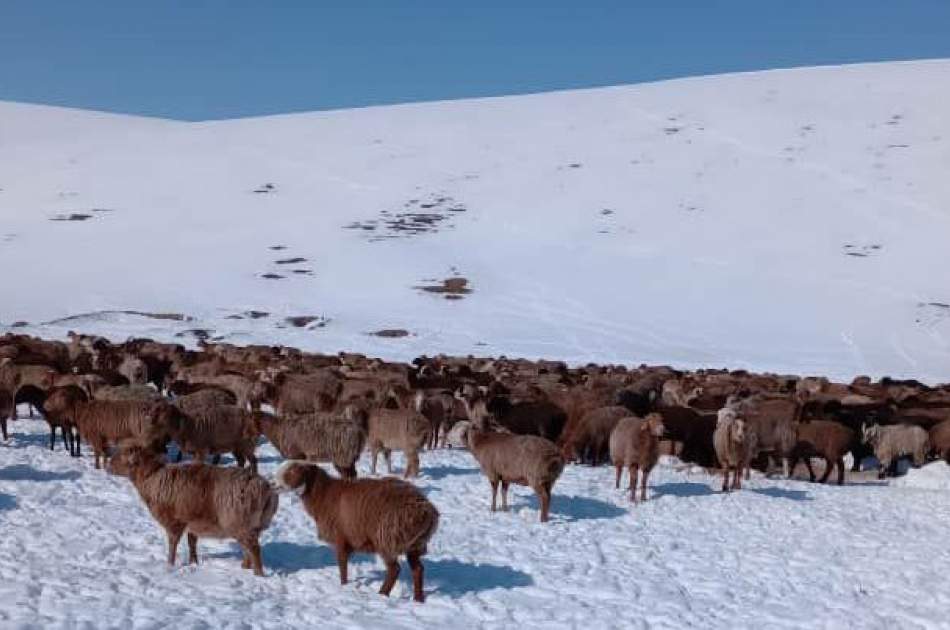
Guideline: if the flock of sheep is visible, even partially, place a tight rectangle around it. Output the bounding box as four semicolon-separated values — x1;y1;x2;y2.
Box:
2;332;948;602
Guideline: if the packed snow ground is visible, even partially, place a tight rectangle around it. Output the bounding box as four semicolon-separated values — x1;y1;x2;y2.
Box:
1;60;950;381
2;413;950;629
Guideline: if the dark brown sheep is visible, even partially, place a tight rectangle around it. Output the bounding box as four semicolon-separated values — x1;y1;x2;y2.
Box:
275;461;439;602
788;420;855;484
40;384;89;455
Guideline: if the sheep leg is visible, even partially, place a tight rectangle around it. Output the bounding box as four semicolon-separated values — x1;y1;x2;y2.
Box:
836;458;845;485
405;450;420;479
489;479;499;512
187;533;199;565
49;425;57;451
28;404;34;419
384;449;393;474
336;541;351;584
1;416;7;441
370;447;379;475
782;457;790;479
60;426;70;452
734;465;742;490
804;458;817;482
629;467;639;503
500;481;510;511
246;539;264;577
538;484;552;523
166;526;184;567
175;450;184;463
640;468;649;503
211;453;222;465
407;552;425;603
721;466;729;492
247;453;258;476
614;464;622;489
379;556;400;597
818;458;833;484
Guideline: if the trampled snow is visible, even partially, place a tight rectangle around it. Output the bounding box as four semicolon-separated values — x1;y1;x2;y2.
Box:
3;416;950;629
1;60;949;381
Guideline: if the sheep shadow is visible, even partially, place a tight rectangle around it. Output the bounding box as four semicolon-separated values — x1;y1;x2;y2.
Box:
0;464;81;482
652;482;716;498
0;493;16;511
516;493;626;521
422;465;480;481
207;541;376;575
748;487;812;501
423;558;533;597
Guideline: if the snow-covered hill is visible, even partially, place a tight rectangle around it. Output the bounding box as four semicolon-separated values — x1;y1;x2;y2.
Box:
2;59;949;380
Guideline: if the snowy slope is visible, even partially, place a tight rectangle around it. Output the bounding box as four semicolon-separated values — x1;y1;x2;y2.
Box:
1;60;949;380
3;417;950;629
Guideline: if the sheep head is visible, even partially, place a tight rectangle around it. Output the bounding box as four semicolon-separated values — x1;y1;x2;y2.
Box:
644;413;666;437
274;460;327;496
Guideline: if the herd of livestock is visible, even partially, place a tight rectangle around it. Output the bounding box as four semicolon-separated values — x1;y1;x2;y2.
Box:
3;331;950;602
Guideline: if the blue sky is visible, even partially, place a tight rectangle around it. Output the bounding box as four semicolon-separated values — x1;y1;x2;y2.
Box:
2;1;949;121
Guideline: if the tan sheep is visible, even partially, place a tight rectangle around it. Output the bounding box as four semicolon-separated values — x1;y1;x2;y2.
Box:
713;408;756;492
109;443;278;576
366;392;430;478
609;413;665;502
464;414;564;522
275;461;439;602
257;406;367;479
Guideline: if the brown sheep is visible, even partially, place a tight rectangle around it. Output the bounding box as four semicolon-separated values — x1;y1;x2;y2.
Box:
74;400;184;469
561;405;630;465
168;405;261;474
929;419;950;462
713;408;756;492
609;413;665;502
109;443;278;576
41;385;89;455
366;392;430;478
463;404;564;522
788;420;855;485
275;461;439;602
256;406;367;479
266;371;343;415
94;384;163;402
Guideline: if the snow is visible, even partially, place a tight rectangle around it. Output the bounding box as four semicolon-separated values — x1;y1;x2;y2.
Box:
3;59;950;627
892;461;950;490
3;417;950;629
1;60;949;381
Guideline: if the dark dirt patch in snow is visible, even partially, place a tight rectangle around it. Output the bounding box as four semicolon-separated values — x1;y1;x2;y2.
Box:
44;310;193;325
345;193;467;241
843;244;882;257
269;245;287;251
291;269;313;275
260;273;284;280
284;316;329;329
416;277;472;299
275;257;307;265
369;329;410;338
253;183;276;194
225;310;270;321
175;329;214;342
50;213;93;222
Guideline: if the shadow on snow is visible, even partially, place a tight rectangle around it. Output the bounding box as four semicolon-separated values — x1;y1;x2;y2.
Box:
0;464;81;482
0;492;16;511
652;481;716;498
748;487;812;501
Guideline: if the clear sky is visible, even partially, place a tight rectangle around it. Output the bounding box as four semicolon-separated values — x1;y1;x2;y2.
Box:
2;1;949;121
